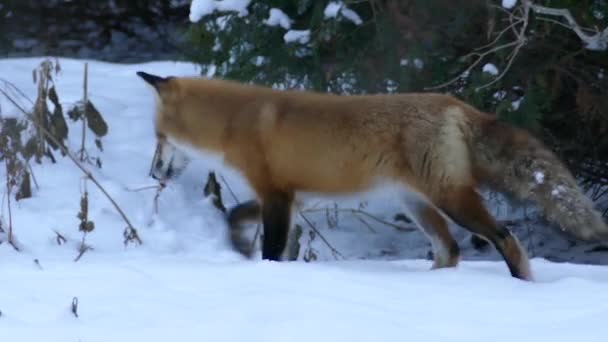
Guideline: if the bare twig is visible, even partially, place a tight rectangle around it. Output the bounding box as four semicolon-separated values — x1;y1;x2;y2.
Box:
79;63;88;161
4;161;19;251
251;223;262;251
475;4;531;91
54;230;67;245
301;207;416;232
426;0;608;92
153;182;165;214
126;184;164;192
352;213;377;233
474;18;524;52
296;209;344;260
220;175;239;204
0;88;142;246
526;0;608;51
74;241;93;262
125;182;165;214
0;79;34;107
24;161;39;190
425;40;520;90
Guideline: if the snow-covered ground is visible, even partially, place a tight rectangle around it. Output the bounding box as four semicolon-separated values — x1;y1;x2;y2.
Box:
1;57;608;341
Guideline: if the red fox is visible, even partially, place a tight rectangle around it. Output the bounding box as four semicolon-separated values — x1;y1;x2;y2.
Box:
137;71;608;281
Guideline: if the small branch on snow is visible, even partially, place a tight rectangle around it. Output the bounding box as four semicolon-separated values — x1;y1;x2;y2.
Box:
126;184;164;192
4;161;19;251
74;241;93;262
296;208;344;260
71;297;79;318
220;175;240;204
124;183;165;215
79;63;88;162
54;230;67;245
300;207;416;232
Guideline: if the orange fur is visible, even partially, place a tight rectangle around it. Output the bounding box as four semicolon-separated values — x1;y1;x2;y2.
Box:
138;72;608;280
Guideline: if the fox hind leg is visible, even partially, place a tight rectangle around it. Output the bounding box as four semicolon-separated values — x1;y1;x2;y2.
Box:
438;186;532;281
401;192;460;269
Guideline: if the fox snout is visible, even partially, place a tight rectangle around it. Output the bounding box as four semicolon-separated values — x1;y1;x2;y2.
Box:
149;141;190;181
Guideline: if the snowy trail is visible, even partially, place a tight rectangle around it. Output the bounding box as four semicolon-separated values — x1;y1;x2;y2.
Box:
1;57;608;341
2;257;608;342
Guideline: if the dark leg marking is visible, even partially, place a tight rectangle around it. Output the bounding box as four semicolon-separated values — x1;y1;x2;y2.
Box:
261;192;293;261
439;188;531;280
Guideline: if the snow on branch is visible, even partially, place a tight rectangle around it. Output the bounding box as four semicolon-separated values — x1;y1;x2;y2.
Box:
527;1;608;51
427;0;608;91
189;0;251;23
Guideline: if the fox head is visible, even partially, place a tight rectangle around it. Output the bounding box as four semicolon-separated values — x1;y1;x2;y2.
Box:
137;71;190;181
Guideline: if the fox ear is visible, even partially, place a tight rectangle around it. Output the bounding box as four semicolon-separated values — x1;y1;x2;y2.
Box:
136;71;172;91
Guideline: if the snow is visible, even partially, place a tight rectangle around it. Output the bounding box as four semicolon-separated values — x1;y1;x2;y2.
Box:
534;171;545;184
283;30;310;44
341;8;363;26
401;58;424;70
324;1;343;18
502;0;518;9
1;57;608;341
189;0;251;22
483;63;499;76
2;256;608;342
323;1;363;26
512;97;524;110
264;8;292;30
493;90;507;100
552;185;566;197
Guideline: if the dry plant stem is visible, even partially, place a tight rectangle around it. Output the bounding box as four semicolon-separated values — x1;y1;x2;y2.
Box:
124;183;165;214
74;241;92;262
4;163;19;251
126;185;163;192
0;88;142;245
297;209;344;260
220;175;239;204
80;63;88;162
153;184;164;214
0;79;34;107
33;65;50;159
251;223;261;250
353;214;377;233
25;161;39;190
301;207;416;232
54;230;67;245
75;178;91;262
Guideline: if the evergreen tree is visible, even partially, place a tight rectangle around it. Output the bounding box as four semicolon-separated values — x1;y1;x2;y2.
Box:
185;0;608;208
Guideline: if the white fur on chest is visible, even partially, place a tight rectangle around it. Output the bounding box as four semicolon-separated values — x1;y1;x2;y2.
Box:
166;136;227;171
